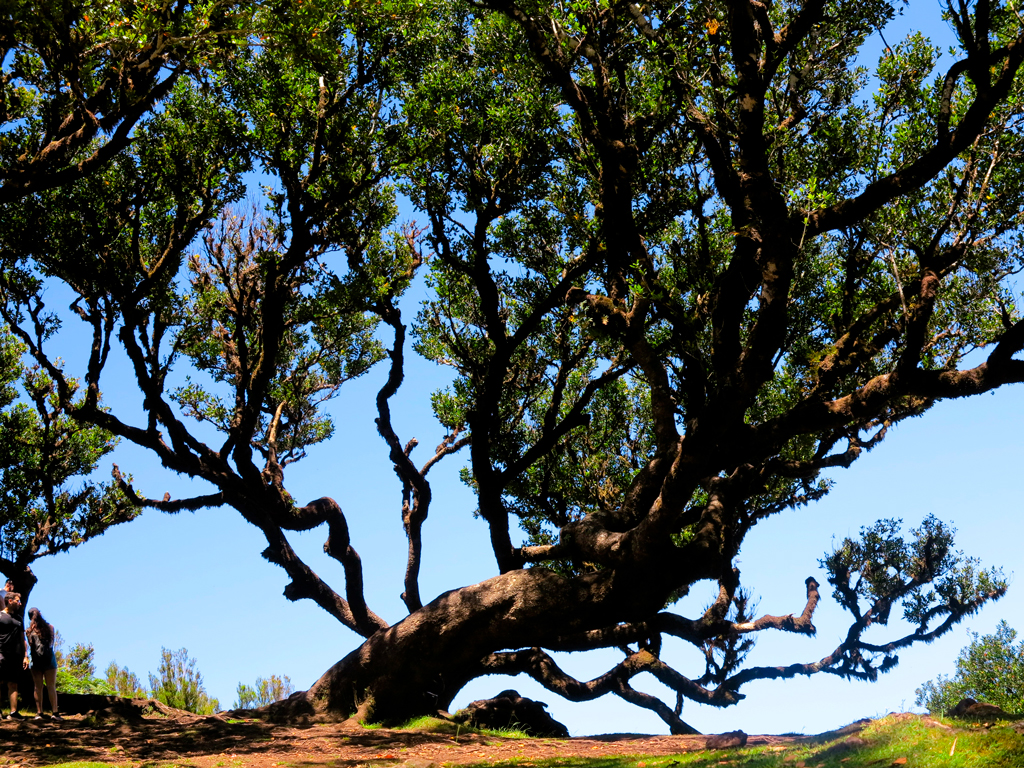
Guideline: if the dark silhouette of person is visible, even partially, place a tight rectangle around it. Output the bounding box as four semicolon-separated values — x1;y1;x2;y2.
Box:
0;597;28;719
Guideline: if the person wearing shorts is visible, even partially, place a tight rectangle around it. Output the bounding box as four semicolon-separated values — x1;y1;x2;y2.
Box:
0;599;27;720
26;608;61;721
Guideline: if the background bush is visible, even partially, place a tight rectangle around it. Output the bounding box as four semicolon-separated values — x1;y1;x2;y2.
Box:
54;639;297;715
54;640;114;695
916;620;1024;715
105;660;147;699
148;647;220;715
233;674;294;709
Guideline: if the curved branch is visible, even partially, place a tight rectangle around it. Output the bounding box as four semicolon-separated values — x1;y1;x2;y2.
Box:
762;323;1024;448
479;647;711;733
731;577;819;636
111;465;227;513
372;276;461;613
285;496;388;636
725;579;1006;690
613;678;700;736
542;622;654;652
0;66;182;204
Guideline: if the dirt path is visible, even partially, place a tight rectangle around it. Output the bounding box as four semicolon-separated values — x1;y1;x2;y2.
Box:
0;713;811;767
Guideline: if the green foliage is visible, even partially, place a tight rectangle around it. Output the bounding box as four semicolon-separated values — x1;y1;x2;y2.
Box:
0;0;253;200
916;620;1024;716
818;516;1006;681
105;661;147;699
391;715;530;739
0;359;135;571
233;674;294;709
0;317;135;598
55;641;115;695
824;515;1006;629
62;641;96;679
55;667;115;696
148;647;220;715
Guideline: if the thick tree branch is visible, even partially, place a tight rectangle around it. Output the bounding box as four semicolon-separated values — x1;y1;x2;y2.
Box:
282;497;388;636
731;577;819;636
479;646;712;733
111;465;227;513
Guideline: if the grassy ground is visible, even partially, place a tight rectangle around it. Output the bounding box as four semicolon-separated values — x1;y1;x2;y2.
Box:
470;715;1021;768
386;715;532;740
28;713;1024;768
463;715;1023;768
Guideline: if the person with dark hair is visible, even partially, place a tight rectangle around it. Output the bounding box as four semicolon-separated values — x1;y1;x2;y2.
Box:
26;608;60;721
4;591;22;621
0;597;27;720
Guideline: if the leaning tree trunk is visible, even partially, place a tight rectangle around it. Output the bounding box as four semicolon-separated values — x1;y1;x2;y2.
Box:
288;566;655;723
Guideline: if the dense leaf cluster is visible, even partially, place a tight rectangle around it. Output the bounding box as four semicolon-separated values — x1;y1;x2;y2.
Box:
916;620;1024;715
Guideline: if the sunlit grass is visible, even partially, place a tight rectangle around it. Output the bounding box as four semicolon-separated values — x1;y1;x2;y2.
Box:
371;714;531;739
453;714;1024;768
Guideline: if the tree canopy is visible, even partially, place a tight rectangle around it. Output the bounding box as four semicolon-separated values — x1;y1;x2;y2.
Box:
0;328;134;601
1;0;1022;732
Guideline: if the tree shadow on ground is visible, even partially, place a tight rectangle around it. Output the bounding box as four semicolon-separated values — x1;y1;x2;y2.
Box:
0;712;563;767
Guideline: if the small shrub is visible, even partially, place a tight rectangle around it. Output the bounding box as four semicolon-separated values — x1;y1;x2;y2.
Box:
55;666;115;695
916;620;1024;715
55;640;114;695
148;647;220;715
233;674;294;709
105;661;147;698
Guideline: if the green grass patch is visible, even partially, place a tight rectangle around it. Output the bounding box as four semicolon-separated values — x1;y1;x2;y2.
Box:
384;715;529;739
454;714;1023;768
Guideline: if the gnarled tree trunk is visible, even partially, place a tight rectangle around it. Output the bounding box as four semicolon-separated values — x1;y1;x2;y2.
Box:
296;567;650;723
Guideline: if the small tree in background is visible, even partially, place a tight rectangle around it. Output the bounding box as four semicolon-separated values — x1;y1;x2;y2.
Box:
105;661;147;699
233;674;294;709
916;621;1024;716
55;640;114;695
148;647;219;715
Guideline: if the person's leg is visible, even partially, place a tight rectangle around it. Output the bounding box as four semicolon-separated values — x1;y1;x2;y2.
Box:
44;668;58;717
31;668;43;714
7;680;17;716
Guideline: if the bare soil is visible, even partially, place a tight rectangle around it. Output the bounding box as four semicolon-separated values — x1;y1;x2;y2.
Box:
0;711;821;767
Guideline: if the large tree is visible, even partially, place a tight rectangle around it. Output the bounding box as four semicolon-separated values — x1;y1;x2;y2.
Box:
1;0;1023;733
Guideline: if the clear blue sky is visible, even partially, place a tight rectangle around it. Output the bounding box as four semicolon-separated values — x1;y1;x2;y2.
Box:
19;0;1024;737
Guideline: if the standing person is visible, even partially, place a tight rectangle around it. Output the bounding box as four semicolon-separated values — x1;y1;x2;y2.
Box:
3;592;24;631
0;597;27;720
25;609;60;721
